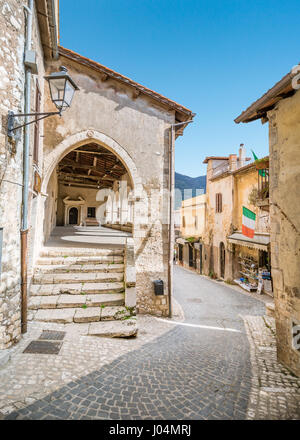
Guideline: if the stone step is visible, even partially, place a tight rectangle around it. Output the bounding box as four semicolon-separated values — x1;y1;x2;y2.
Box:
30;282;125;296
34;263;125;274
31;306;131;325
88;319;138;338
29;293;125;310
40;248;124;258
32;271;124;285
36;255;124;266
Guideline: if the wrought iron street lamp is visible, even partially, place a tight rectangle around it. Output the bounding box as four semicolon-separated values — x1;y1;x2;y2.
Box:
8;66;79;138
44;66;79;112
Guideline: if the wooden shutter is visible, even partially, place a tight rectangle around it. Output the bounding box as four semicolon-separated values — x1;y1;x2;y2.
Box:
216;193;223;213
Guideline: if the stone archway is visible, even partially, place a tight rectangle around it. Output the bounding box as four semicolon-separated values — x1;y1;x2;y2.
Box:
39;130;143;246
42;130;142;197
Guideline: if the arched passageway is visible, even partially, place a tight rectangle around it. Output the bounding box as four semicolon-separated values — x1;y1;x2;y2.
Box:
42;141;135;244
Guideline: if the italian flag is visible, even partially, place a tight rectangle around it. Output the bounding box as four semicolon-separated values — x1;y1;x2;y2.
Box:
242;206;256;238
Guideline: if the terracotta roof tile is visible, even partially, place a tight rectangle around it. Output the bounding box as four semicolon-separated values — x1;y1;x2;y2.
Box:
58;46;195;119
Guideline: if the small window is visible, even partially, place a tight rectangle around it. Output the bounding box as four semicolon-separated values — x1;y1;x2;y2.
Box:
87;207;96;218
216;193;222;213
182;216;186;228
33;82;41;165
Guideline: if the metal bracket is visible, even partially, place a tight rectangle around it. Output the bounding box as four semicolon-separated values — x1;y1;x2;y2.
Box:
8;110;61;139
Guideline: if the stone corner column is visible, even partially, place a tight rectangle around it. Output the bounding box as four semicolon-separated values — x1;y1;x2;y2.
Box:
124;237;136;308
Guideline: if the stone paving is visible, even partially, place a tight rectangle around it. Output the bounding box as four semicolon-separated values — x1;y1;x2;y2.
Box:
244;315;300;419
0;266;299;420
0;309;182;418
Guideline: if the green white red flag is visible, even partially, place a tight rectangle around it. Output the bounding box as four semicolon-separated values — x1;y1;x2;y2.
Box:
242;206;256;238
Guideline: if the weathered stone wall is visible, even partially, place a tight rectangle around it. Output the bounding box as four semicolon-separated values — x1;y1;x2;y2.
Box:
26;2;47;273
0;0;47;349
0;0;25;349
268;91;300;376
39;55;175;317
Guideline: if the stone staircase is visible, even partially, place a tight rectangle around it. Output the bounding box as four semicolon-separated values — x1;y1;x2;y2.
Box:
28;247;137;337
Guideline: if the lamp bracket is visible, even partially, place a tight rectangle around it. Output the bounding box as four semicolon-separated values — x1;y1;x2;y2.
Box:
8;110;61;139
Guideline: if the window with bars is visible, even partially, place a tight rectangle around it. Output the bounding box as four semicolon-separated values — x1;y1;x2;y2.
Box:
33;82;41;165
216;193;222;213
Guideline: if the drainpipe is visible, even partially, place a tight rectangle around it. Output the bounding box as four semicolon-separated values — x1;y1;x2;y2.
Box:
168;120;193;318
21;0;34;334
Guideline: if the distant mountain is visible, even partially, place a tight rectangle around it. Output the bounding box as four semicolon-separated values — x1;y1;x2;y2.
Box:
175;172;206;209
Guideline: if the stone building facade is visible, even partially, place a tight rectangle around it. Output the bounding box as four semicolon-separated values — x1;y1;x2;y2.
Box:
202;146;270;283
176;194;206;272
235;68;300;376
0;1;194;351
40;47;194;317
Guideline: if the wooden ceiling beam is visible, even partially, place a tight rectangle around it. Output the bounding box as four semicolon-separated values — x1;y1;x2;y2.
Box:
59;181;111;190
59;175;112;186
59;160;125;175
73;150;116;157
59;168;121;181
59;172;104;182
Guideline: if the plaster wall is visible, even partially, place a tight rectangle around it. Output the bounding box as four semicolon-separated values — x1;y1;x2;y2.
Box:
180;194;206;238
233;167;270;234
203;161;234;280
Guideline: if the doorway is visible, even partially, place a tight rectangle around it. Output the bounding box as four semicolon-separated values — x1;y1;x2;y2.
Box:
220;242;226;278
69;207;79;225
189;245;196;269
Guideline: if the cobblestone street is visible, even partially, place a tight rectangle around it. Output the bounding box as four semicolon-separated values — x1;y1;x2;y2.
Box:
1;266;300;420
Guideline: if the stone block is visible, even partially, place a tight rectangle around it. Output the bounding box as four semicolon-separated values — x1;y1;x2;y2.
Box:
272;268;284;292
57;295;86;308
86;293;125;307
39;296;60;309
74;307;101;323
35;308;76;324
266;302;275;318
125;287;136;308
88;319;138;338
100;306;129;321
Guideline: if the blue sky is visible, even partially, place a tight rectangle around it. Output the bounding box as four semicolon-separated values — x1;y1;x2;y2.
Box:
60;0;299;177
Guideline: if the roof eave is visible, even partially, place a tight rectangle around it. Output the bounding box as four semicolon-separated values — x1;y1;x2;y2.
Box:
36;0;59;60
235;70;296;124
57;46;195;123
